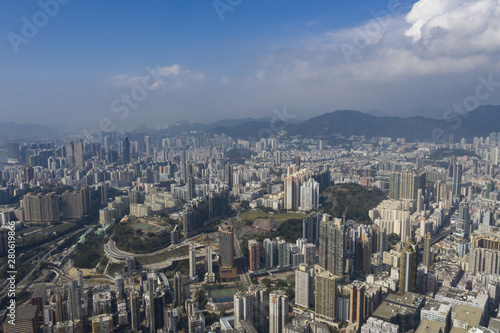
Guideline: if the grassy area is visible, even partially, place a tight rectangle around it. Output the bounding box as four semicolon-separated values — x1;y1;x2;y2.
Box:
19;223;76;246
136;244;189;266
240;210;269;221
240;210;306;223
17;227;41;237
47;223;76;233
209;288;239;298
272;213;306;223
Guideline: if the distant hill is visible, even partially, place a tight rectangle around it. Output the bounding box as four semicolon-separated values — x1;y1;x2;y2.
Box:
211;105;500;141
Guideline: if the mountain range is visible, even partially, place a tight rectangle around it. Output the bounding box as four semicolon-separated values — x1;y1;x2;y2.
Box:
2;105;499;142
209;105;500;142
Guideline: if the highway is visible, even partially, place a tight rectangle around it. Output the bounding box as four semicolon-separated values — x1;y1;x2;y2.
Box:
0;227;87;303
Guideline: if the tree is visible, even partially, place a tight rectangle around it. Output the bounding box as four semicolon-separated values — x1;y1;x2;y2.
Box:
388;233;400;246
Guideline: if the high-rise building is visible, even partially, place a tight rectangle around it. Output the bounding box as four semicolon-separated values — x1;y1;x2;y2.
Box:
319;216;345;276
180;150;187;182
130;290;141;331
423;233;432;268
174;271;185;307
68;280;80;320
399;243;418;294
295;264;314;309
277;238;290;267
284;168;313;211
248;239;261;271
455;202;470;239
264;238;278;268
234;285;268;331
145;136;151;157
114;275;125;301
189;242;197;279
389;171;426;200
218;224;234;268
74;140;84;169
315;270;339;322
234;292;252;329
187;176;195;200
349;282;365;328
452;164;462;196
23;193;61;223
122;137;131;164
100;182;108;205
224;162;233;191
7;142;19;163
269;290;289;333
205;246;213;274
303;212;321;245
299;178;320;212
362;233;372;275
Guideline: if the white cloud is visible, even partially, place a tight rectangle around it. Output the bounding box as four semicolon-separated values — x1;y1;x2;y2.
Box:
406;0;500;57
111;64;205;91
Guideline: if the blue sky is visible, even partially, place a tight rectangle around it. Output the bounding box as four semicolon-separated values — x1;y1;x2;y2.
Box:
1;0;499;130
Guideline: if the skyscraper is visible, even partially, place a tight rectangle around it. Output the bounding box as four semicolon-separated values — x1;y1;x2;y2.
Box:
130;290;141;331
145;136;151;157
100;182;108;205
205;246;213;274
319;216;345;276
234;292;251;329
69;280;80;320
248;239;261;272
315;270;339;321
189;242;197;279
174;271;185;307
115;275;125;301
7;142;19;163
399;243;418;294
303;212;321;245
224;162;233;191
456;202;470;239
122;137;131;164
389;171;426;200
269;290;289;333
423;232;432;268
264;238;278;268
452;163;462;196
180;150;187;182
349;282;365;328
187;176;195;200
74;140;84;169
362;233;372;275
299;178;320;212
218;224;234;268
295;264;314;309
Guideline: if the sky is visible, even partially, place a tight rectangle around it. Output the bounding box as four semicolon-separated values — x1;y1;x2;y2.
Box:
1;0;500;132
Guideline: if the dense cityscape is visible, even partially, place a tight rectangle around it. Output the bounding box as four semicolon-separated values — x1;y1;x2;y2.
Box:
0;125;500;333
3;0;500;332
